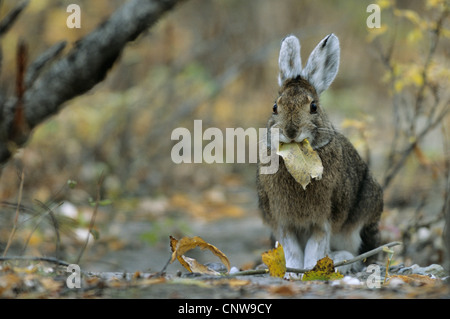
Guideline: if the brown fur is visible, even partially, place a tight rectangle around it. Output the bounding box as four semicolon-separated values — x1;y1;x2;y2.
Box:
257;38;383;269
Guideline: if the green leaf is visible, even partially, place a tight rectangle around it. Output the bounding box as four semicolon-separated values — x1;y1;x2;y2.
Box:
88;198;112;207
89;228;100;240
67;179;77;189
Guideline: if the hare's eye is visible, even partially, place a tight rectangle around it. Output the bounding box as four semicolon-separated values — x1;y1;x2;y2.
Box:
310;101;317;114
273;103;278;115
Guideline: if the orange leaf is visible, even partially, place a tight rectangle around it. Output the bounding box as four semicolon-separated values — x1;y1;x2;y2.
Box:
180;256;220;275
169;235;230;273
169;235;190;271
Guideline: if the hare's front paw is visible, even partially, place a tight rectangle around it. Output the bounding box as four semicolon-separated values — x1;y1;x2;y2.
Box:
284;259;303;280
304;230;330;270
284;272;301;280
277;231;304;279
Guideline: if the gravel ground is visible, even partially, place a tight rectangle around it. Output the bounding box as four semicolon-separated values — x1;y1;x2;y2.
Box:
75;212;449;299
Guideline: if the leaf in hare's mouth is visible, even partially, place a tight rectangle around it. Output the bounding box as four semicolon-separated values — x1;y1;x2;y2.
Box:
276;139;323;190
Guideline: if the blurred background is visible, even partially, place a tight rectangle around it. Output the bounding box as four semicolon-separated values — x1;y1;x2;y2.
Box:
0;0;448;273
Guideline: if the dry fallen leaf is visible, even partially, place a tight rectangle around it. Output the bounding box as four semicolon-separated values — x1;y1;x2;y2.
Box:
276;139;323;189
387;274;437;286
261;242;286;278
169;236;230;274
180;256;220;275
0;273;22;296
268;284;298;296
213;278;251;289
40;277;63;291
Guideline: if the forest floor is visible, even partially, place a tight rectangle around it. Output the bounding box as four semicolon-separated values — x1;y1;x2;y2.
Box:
1;205;449;299
0;181;448;299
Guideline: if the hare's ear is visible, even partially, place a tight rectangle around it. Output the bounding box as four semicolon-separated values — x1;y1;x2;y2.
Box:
302;34;340;95
278;35;302;87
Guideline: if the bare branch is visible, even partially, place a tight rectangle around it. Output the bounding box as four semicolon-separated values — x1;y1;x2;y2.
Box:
0;0;29;37
25;41;67;88
0;255;71;267
0;0;185;166
76;174;104;264
2;170;24;256
382;96;450;189
380;5;449;190
23;0;183;129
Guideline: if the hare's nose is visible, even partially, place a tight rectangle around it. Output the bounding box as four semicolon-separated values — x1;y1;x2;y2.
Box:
285;127;298;140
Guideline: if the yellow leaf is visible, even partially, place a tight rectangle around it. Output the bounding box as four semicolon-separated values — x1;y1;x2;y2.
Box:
276;139;323;190
376;0;393;9
407;28;423;44
426;0;445;9
441;28;450;38
302;256;344;281
394;79;404;93
169;236;230;274
394;9;424;27
410;71;424;87
11;266;38;274
261;243;286;278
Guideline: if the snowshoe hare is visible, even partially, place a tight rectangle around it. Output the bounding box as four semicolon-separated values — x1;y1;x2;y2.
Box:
257;34;383;274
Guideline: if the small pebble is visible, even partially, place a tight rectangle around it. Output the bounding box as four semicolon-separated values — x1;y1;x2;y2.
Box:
229;267;240;274
342;276;362;286
331;276;362;287
398;264;447;277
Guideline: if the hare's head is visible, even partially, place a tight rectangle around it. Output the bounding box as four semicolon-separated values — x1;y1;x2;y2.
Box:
271;34;340;149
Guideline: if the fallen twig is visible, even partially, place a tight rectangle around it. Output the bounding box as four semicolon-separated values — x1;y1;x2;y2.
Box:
76;174;104;264
2;171;25;256
229;241;403;276
229;269;269;276
154;256;172;277
0;0;29;36
0;255;91;276
0;256;71;267
333;241;402;269
33;200;62;260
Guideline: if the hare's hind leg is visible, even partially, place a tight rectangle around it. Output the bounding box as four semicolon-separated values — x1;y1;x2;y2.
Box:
353;175;383;256
275;226;304;271
304;223;331;269
359;222;381;260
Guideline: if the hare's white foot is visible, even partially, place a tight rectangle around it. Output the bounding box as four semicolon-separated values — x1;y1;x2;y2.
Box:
277;230;304;279
303;225;330;269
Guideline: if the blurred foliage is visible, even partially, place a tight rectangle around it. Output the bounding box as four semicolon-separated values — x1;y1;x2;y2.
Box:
0;0;448;267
